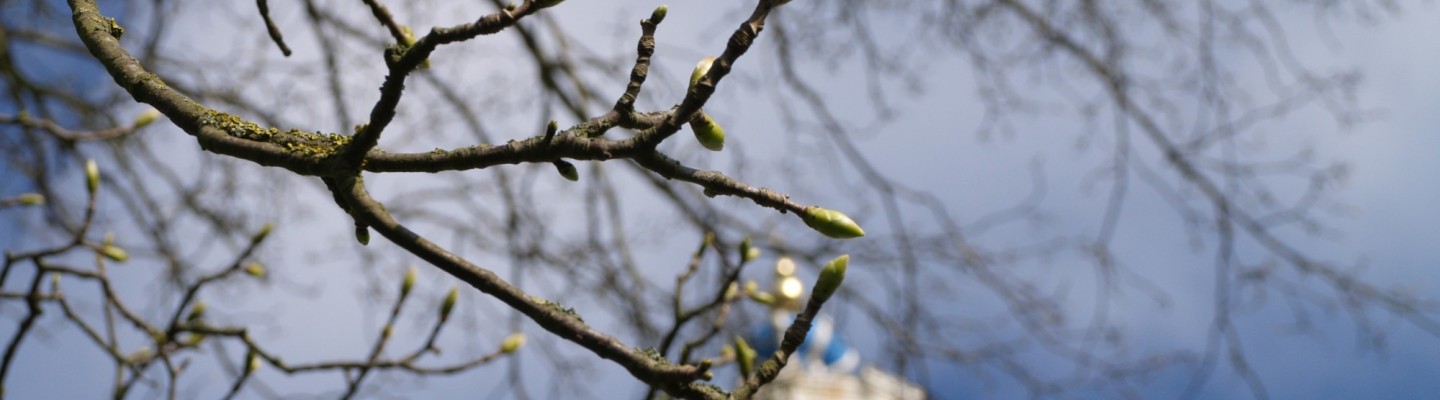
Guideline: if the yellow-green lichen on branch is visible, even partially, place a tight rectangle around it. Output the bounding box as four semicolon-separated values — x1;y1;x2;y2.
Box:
200;110;353;159
636;347;670;365
105;17;124;38
530;296;584;323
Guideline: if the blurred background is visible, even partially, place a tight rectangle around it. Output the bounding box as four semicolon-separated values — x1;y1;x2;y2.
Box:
2;0;1439;398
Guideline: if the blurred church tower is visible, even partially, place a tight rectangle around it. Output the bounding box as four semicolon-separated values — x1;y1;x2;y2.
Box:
750;257;927;400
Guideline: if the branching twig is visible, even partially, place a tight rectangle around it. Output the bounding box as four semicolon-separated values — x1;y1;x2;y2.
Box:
255;0;292;56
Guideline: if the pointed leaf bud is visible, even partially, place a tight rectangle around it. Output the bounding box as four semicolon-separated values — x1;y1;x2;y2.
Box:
99;244;129;263
734;336;757;379
85;159;100;194
689;112;725;151
186;332;206;347
689;56;716;92
553;160;579;181
400;26;416;46
739;237;759;263
534;0;565;9
401;266;417;297
355;225;370;246
440;286;459;321
501;333;526;353
252;223;274;244
800;206;865;239
17;193;44;206
749;291;775;306
187;300;207;322
244;262;266;278
699;232;714;254
811;254;849;303
246;349;261;373
132;108;161;129
127;347;153;364
650;5;668;23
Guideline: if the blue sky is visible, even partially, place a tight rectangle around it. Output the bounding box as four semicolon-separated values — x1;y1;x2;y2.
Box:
4;1;1440;399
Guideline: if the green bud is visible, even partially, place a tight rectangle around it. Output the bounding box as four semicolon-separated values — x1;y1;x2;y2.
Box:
545;120;558;139
553;160;579;181
749;291;776;306
382;325;394;339
185;332;206;347
187;300;207;322
534;0;565;9
244;262;265;278
719;345;735;360
99;245;129;263
400;26;416;46
689;56;716;92
85;159;100;194
355;226;370;246
739;237;759;263
505;2;517;10
440;286;459;320
734;336;756;379
699;232;714;254
724;282;739;300
650;5;668;23
401;266;417;297
132;108;161;129
500;333;526;353
811;254;849;303
744;280;759;296
800;206;866;239
689;112;725;151
252;223;274;244
127;347;152;364
17;193;44;206
246;349;261;373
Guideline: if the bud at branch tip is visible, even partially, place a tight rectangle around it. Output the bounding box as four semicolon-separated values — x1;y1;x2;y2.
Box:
85;160;100;194
501;333;526;353
811;254;849;303
440;286;459;320
800;206;865;239
402;266;417;297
